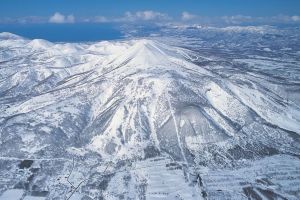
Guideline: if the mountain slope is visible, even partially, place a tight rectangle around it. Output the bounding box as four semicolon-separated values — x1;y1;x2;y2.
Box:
0;32;300;199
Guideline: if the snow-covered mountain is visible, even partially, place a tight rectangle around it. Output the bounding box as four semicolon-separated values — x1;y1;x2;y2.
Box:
0;30;300;200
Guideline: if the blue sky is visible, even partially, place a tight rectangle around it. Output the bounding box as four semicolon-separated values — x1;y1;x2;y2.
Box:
1;0;300;24
1;0;300;41
2;0;300;17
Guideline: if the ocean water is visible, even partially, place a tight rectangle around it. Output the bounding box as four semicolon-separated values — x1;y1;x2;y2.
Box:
0;23;124;42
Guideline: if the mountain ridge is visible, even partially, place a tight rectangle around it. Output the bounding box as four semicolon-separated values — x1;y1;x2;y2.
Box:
1;32;300;199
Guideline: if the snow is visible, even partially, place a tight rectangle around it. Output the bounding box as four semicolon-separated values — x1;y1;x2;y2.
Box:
68;193;83;200
215;26;276;34
105;156;203;200
205;81;250;126
0;189;24;200
0;32;24;40
27;39;53;51
228;82;300;134
0;30;300;199
201;154;300;200
23;196;46;200
171;25;277;34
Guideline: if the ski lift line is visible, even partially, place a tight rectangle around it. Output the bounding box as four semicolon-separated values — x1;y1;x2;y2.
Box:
64;158;76;200
65;178;87;200
64;157;104;200
66;158;76;188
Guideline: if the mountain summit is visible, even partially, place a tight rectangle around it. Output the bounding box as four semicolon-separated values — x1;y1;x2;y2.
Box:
1;32;300;199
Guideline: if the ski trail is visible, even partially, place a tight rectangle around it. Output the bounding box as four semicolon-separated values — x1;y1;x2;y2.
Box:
148;95;161;150
137;100;146;142
166;92;189;168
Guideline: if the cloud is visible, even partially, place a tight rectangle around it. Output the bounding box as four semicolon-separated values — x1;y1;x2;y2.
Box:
49;12;75;24
82;16;108;23
181;12;197;21
1;11;300;26
77;10;170;23
94;16;109;23
272;15;300;23
220;15;300;25
123;10;170;21
221;15;253;24
291;15;300;22
0;16;46;24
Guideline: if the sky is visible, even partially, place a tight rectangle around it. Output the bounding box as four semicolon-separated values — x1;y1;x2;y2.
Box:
1;0;300;23
1;0;300;41
0;0;300;17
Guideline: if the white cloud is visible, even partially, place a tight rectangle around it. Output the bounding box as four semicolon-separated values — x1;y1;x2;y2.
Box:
82;16;108;23
262;15;300;24
221;15;253;24
291;15;300;22
136;10;165;20
66;15;75;23
2;12;300;25
0;16;46;24
181;12;196;21
94;16;108;23
220;15;300;25
49;12;75;24
49;13;64;23
123;10;170;21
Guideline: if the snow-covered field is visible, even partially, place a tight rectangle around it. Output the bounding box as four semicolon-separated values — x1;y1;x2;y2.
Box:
0;26;300;199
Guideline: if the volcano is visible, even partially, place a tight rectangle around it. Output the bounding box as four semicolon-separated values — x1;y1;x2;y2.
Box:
1;31;300;200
